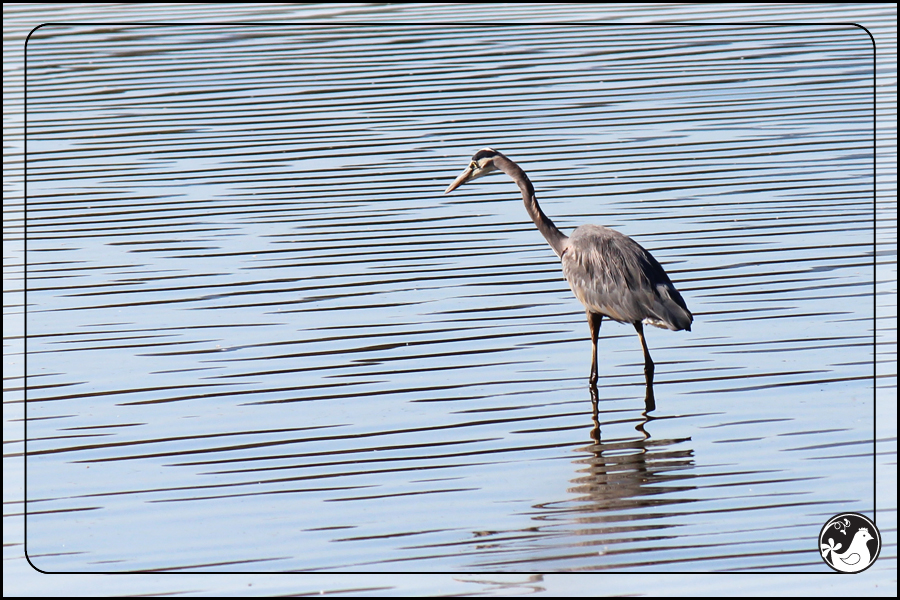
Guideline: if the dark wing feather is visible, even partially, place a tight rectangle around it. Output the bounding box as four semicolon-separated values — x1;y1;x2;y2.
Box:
560;225;692;331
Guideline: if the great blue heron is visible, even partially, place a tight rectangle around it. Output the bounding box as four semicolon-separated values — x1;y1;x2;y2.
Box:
445;148;692;393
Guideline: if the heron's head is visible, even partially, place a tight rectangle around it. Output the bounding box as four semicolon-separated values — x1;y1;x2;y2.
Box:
444;148;502;194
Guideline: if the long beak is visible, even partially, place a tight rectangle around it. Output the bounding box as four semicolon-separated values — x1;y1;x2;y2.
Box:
444;166;474;194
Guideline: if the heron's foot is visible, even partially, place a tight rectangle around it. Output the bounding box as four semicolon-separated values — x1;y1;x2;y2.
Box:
644;362;655;384
643;381;656;413
589;383;601;442
642;362;656;412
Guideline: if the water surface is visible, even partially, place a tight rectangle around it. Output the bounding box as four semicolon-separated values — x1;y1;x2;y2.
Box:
6;6;893;587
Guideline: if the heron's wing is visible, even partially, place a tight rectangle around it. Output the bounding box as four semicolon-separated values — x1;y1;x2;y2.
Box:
561;225;692;331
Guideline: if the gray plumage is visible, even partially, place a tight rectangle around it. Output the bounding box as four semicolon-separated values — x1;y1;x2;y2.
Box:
562;225;692;331
445;148;692;389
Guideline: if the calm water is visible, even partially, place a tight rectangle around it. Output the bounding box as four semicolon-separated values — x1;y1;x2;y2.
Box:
5;3;897;596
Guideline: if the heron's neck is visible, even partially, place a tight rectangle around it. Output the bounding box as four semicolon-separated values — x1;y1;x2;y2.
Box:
494;154;568;257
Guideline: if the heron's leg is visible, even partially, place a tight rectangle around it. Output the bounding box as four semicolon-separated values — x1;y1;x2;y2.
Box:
634;322;656;407
634;322;655;383
587;311;603;385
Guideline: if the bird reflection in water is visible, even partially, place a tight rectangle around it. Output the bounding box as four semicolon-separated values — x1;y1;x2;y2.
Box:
446;148;692;406
570;403;695;528
589;382;655;444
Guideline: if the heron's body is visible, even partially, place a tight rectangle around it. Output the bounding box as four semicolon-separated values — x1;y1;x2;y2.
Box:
562;225;692;331
445;148;692;390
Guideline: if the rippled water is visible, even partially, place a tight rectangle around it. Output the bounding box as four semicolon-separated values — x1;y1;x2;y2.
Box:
8;7;894;584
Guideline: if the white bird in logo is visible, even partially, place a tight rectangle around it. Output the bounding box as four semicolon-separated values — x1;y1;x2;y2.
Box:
822;527;874;573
